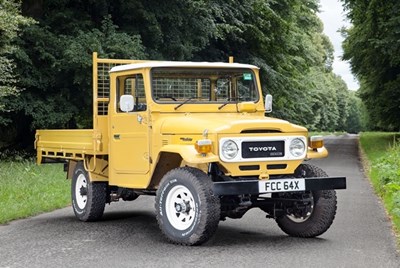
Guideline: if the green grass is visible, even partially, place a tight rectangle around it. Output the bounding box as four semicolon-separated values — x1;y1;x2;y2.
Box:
309;131;346;137
359;132;400;243
0;161;70;224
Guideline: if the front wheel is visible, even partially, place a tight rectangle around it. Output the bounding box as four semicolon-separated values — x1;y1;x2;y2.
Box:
155;167;220;245
275;164;337;237
71;162;107;222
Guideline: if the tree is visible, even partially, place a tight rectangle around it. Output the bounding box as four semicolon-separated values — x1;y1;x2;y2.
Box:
1;0;364;150
110;0;217;60
2;1;145;148
345;91;365;133
14;5;146;128
195;0;333;127
0;0;33;124
342;0;400;130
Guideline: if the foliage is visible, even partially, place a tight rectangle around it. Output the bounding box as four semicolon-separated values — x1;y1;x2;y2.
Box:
12;14;145;130
0;0;365;150
111;0;216;60
342;0;400;131
360;132;400;241
0;160;69;224
0;0;34;124
197;0;328;125
374;143;400;193
116;0;363;132
345;90;366;133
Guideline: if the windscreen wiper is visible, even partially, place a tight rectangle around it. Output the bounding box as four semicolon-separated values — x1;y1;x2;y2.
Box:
218;97;240;110
174;97;197;110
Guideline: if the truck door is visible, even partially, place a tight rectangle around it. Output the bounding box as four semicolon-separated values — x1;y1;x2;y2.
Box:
109;73;150;189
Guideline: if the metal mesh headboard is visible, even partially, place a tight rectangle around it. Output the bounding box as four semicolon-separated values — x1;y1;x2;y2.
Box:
97;62;121;116
92;52;149;129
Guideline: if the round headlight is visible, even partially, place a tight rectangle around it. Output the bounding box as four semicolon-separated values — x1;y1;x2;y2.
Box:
289;138;305;157
221;140;239;159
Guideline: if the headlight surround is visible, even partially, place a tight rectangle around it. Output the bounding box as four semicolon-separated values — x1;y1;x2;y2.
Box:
221;140;239;159
289;138;306;157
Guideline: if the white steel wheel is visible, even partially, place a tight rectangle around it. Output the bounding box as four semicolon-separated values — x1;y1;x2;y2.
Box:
75;174;88;210
71;162;107;222
155;167;221;246
165;185;196;231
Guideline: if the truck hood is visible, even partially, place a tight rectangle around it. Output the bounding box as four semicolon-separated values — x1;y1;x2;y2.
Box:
159;113;307;134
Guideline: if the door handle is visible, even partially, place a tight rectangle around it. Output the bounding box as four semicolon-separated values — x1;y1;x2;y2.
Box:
114;134;120;140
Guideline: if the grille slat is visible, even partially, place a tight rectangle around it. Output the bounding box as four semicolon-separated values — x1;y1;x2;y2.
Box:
241;129;281;134
239;165;260;171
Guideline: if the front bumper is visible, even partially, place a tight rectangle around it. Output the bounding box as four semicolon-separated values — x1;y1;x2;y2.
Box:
212;176;346;196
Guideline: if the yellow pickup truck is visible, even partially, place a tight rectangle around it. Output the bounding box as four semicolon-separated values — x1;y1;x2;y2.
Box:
35;53;346;245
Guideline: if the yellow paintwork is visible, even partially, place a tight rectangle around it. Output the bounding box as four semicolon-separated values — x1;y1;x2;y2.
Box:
237;102;257;113
161;145;219;163
35;52;328;189
35;129;103;162
306;147;329;159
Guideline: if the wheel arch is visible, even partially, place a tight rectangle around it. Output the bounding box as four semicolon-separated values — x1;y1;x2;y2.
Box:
66;156;109;182
149;145;219;189
149;152;183;189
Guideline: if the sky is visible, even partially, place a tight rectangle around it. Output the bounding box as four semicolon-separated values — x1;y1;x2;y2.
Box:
318;0;359;90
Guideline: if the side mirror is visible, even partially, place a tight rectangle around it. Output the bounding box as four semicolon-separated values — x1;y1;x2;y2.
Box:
265;94;273;113
119;95;135;112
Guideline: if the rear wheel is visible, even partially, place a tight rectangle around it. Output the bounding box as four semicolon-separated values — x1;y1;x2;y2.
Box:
155;167;220;245
71;162;107;221
275;164;337;237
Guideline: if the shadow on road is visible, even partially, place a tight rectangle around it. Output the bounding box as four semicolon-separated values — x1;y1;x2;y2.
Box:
20;205;329;249
210;224;329;247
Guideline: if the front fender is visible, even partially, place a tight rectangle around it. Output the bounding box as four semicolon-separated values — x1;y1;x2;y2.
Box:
160;145;219;164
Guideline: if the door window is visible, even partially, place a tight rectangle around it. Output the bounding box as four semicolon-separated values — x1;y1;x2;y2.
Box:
117;74;146;112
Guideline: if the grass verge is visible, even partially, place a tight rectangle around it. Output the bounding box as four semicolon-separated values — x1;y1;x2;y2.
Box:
359;132;400;243
309;131;346;137
0;161;70;224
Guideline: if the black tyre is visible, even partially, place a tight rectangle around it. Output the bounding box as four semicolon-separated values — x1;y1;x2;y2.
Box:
276;164;337;238
71;162;107;222
155;167;220;245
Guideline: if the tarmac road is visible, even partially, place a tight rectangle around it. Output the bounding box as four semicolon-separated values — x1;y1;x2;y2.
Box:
0;135;399;267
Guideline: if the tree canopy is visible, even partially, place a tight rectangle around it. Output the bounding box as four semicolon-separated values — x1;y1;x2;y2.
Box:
342;0;400;131
0;0;364;149
0;0;33;124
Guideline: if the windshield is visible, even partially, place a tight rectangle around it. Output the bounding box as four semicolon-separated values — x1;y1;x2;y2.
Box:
151;67;259;105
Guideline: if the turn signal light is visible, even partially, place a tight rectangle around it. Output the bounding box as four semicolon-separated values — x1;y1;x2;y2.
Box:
195;139;212;154
309;136;324;149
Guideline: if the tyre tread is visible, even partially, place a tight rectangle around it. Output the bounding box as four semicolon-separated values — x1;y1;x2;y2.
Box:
276;164;337;238
72;162;107;222
155;167;220;246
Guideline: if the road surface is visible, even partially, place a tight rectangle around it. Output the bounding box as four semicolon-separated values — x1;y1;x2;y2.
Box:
0;135;399;267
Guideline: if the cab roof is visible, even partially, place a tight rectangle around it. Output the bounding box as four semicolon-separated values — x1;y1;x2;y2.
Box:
109;61;259;73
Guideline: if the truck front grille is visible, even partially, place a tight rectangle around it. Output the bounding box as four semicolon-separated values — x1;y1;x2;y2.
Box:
241;140;285;158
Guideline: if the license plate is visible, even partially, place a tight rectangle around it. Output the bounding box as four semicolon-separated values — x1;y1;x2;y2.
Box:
258;178;305;193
